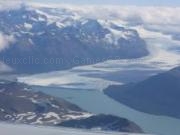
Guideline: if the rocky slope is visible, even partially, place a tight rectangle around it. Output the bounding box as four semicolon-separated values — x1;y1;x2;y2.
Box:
0;80;142;133
58;114;143;133
104;66;180;119
0;80;90;125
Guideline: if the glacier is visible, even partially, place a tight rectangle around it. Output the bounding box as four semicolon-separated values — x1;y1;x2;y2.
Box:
5;3;180;135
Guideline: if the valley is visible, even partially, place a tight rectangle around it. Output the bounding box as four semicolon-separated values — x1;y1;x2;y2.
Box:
0;3;180;135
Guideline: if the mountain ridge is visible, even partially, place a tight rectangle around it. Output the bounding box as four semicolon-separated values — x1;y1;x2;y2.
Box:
0;6;148;74
104;66;180;119
0;79;143;133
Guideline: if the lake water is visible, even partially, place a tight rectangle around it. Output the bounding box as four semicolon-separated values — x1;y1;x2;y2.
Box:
32;86;180;135
19;34;180;135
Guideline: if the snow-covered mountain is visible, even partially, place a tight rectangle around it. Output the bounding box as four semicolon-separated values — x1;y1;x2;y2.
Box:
0;80;143;133
0;5;148;73
0;80;90;125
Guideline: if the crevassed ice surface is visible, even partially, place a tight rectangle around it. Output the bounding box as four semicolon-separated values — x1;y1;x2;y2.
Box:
18;25;180;90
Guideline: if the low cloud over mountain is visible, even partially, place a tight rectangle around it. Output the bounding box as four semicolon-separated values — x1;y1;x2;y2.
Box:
0;32;15;51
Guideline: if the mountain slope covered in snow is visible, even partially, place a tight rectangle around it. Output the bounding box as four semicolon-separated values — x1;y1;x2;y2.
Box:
0;80;143;133
0;5;148;73
0;80;89;125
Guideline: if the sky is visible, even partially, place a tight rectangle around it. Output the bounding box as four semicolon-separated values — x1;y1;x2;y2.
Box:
30;0;180;6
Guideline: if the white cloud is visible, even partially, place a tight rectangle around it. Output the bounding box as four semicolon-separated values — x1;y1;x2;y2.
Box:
0;1;170;27
30;5;180;24
0;2;179;46
0;1;179;28
28;3;180;33
0;0;23;11
0;62;12;73
0;33;15;51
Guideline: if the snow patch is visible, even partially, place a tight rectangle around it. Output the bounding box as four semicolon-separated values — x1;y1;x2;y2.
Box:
0;32;15;52
30;98;39;104
43;112;60;120
0;108;5;112
24;23;32;30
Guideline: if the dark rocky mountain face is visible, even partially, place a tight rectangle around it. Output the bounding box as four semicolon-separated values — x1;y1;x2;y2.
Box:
0;80;90;125
58;114;143;133
104;66;180;119
0;80;143;133
0;6;148;73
